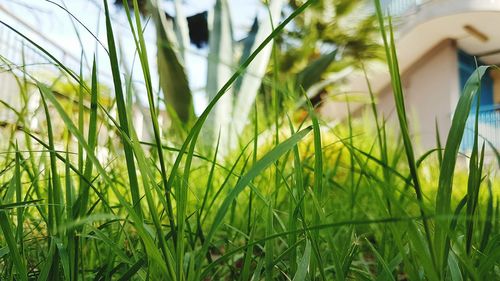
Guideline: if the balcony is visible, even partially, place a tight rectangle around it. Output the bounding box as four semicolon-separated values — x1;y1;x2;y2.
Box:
383;0;427;16
383;0;500;66
384;0;500;18
462;105;500;152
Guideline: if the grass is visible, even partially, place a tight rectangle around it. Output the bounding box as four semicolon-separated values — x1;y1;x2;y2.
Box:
0;0;499;280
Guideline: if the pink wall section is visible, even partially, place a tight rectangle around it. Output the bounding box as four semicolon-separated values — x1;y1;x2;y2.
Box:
376;40;460;151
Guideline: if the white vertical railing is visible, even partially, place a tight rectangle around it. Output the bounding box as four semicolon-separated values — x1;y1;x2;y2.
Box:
462;105;500;152
0;14;154;142
383;0;429;16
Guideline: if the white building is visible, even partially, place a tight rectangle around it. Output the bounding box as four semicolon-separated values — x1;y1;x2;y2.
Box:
0;2;156;145
322;0;500;153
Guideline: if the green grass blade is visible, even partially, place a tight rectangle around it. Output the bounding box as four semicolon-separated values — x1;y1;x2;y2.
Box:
435;119;443;166
198;126;312;266
479;180;494;252
434;66;489;273
126;0;176;244
40;93;63;233
153;2;194;123
292;240;312;281
200;215;428;278
287;115;303;276
365;238;395;281
0;198;28;281
0;21;81;84
265;200;275;281
14;146;24;259
296;50;337;91
75;58;99;218
103;0;142;218
304;93;326;280
374;0;436;272
35;82;168;275
465;141;485;255
251;257;265;281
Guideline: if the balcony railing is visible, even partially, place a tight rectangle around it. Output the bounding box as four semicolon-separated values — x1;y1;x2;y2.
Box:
383;0;429;16
461;104;500;152
386;0;417;15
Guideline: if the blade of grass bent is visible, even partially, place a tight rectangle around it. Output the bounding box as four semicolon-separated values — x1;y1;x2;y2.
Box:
434;66;489;273
465;100;483;256
465;59;484;256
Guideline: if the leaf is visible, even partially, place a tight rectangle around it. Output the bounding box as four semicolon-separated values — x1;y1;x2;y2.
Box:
292;240;312;281
0;199;28;281
479;180;494;252
35;82;169;276
374;0;436;276
232;0;285;138
173;0;191;61
74;58;99;218
167;9;317;277
205;0;235;152
448;252;464;281
296;50;337;91
365;238;395;281
305;92;326;279
199;126;313;262
103;0;142;217
125;0;177;251
251;257;265;281
154;4;194;123
434;66;489;272
234;18;259;93
40;92;63;231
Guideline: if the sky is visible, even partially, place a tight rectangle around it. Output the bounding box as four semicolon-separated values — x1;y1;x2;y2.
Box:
0;0;262;114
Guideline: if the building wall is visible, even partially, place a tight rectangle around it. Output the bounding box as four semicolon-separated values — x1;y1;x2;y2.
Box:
376;39;460;152
0;72;21;123
491;69;500;104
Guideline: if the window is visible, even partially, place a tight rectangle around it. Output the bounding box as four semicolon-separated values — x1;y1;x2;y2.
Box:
458;50;494;106
458;50;500;151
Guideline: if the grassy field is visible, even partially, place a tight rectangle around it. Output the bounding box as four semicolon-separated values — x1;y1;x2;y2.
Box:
0;0;499;280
